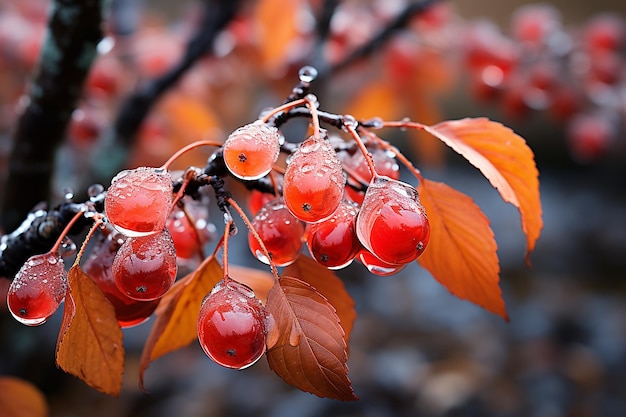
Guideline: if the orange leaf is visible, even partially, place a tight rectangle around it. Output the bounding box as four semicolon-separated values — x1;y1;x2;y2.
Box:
422;118;542;263
56;265;125;396
265;277;357;401
344;80;400;122
139;256;222;390
254;0;303;74
283;256;356;343
0;376;48;417
417;179;508;320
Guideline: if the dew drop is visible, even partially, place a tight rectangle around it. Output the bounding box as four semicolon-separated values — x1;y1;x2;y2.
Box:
63;188;74;200
343;114;358;129
298;65;318;83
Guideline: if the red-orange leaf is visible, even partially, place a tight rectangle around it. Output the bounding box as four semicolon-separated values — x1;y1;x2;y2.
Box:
417;179;508;320
265;277;357;401
283;255;356;343
0;376;48;417
139;256;222;390
56;265;124;396
422;118;542;263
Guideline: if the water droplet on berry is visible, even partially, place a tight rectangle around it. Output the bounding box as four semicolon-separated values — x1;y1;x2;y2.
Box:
63;188;74;200
58;237;77;258
298;65;318;83
356;176;430;265
343;115;358;130
8;253;67;326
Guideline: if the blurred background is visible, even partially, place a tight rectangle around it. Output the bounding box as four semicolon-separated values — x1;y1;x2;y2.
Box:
1;0;625;416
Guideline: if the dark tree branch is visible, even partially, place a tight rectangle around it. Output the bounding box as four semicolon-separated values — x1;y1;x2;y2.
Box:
318;0;440;79
0;0;105;232
106;0;241;178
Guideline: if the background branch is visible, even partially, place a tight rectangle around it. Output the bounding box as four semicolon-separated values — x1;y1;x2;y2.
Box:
0;0;104;233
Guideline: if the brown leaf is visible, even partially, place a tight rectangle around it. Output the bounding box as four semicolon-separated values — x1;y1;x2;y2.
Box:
56;265;124;396
417;179;508;320
0;376;48;417
422;118;542;263
139;256;222;390
265;277;357;401
283;256;356;343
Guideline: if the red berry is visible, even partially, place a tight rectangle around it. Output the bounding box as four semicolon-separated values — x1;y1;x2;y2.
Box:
223;122;281;180
197;279;266;369
357;249;407;277
7;253;67;326
166;209;203;261
283;134;345;222
356;176;430;265
339;147;400;204
247;190;276;215
582;13;625;53
104;167;173;237
83;233;159;328
306;200;361;269
567;113;614;163
248;198;304;267
511;4;561;45
113;229;178;301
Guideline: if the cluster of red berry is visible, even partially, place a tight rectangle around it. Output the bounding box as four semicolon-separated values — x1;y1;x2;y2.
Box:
5;80;433;370
464;4;625;162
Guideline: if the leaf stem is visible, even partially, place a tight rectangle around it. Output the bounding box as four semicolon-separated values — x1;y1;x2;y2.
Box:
226;197;280;282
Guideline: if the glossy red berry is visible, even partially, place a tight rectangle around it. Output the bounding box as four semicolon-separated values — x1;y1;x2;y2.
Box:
104;167;173;237
197;279;266;369
7;253;67;326
247;190;276;215
112;229;178;301
223;122;281;180
248;198;304;267
339;147;400;204
357;249;407;277
83;233;159;328
306;200;361;269
356;176;430;265
283;134;345;223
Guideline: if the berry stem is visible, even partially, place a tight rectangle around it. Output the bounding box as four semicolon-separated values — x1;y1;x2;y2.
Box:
304;95;322;140
261;98;308;124
382;119;428;131
226;197;280;282
50;208;87;254
170;168;200;212
222;217;233;280
344;122;378;180
361;128;425;183
72;216;104;265
160;139;222;171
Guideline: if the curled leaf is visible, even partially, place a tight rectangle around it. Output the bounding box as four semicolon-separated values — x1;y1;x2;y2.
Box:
417;179;508;320
139;256;222;391
265;277;357;401
422;118;542;263
56;265;124;396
